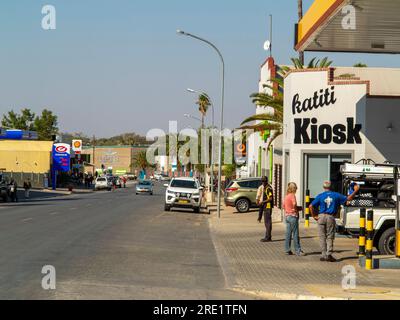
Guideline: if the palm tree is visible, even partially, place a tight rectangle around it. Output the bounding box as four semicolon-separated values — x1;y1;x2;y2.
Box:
133;150;151;171
241;82;284;151
196;93;211;129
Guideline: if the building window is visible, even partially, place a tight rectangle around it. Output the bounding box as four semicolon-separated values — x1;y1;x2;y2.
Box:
304;154;352;199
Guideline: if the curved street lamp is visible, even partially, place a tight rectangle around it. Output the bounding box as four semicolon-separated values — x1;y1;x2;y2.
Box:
177;29;225;219
184;113;202;123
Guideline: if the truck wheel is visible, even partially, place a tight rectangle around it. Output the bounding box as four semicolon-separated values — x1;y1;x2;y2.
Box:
193;207;200;213
164;204;171;212
236;198;250;213
378;227;396;256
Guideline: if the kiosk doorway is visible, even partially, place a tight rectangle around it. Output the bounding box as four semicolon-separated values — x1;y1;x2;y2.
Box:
304;154;352;200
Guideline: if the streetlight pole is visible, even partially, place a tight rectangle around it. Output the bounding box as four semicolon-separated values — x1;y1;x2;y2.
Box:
187;88;215;197
177;30;225;219
92;135;96;176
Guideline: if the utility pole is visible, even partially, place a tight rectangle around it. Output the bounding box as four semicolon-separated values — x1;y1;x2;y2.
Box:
298;0;304;65
92;135;96;175
269;14;273;58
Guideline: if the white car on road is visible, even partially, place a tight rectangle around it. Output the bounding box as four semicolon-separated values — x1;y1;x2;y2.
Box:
94;177;112;191
164;178;203;213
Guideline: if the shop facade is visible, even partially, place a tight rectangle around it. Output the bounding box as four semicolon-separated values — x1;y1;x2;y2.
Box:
247;57;283;179
283;67;400;202
82;145;149;175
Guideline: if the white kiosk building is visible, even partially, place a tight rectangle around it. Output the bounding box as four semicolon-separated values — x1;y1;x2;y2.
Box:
283;67;400;201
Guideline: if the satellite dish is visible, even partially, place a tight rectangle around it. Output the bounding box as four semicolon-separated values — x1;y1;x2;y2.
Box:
263;40;271;51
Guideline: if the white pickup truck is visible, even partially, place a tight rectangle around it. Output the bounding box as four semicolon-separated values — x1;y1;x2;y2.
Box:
336;163;398;255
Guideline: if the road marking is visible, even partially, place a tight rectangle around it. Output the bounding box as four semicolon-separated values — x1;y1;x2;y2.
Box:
86;204;92;207
70;208;77;211
50;212;60;216
22;218;33;223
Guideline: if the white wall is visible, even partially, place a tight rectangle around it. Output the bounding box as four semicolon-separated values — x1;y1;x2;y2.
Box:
283;70;368;196
247;57;282;177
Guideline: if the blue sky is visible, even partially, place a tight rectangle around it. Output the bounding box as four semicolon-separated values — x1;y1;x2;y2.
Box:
1;0;399;137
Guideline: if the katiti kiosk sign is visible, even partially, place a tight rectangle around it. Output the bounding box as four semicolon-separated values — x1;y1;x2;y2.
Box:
283;68;400;201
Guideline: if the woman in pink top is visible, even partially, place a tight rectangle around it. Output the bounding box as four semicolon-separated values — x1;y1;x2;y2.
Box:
283;183;306;256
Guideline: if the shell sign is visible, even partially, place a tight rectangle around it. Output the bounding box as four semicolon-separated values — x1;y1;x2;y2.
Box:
72;140;82;154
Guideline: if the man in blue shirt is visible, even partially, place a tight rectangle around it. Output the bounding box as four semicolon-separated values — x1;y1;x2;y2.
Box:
310;181;359;262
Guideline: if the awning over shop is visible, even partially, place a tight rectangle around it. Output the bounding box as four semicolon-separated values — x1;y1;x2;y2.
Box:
296;0;400;54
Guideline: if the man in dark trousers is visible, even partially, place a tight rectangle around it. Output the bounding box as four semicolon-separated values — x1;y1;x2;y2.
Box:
310;181;359;262
9;179;18;202
256;176;274;242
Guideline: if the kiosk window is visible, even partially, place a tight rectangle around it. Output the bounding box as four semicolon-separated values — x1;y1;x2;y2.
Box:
305;154;352;198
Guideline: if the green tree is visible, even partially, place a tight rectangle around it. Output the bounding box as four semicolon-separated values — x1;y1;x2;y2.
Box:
1;108;59;141
34;109;59;141
1;108;35;130
223;164;237;179
196;93;211;129
133;150;152;171
60;132;91;145
354;63;367;67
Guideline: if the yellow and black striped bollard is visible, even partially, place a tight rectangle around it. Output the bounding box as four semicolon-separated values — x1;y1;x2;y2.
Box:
305;190;310;228
366;210;374;270
359;208;366;257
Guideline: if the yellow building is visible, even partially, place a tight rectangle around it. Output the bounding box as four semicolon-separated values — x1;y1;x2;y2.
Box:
0;140;53;173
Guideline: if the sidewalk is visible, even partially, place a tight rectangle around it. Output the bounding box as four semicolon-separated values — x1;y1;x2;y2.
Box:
208;205;400;300
12;188;72;203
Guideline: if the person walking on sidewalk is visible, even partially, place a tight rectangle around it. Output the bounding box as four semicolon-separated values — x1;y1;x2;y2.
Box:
283;182;306;256
23;179;32;199
310;181;359;262
256;176;274;243
9;179;18;202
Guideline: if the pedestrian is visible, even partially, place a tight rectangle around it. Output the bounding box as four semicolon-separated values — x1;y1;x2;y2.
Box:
23;179;32;199
283;182;306;256
9;179;18;202
310;181;359;262
256;176;274;242
89;174;94;188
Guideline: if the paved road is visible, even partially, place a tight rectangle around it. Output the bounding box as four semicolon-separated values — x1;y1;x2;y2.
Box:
0;183;250;300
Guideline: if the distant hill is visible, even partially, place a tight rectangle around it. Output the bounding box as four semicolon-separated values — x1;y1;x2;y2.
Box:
61;132;152;146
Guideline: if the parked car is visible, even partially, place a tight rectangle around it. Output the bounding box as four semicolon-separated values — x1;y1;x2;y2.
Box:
153;172;162;181
94;177;112;191
224;178;263;213
126;174;137;181
164;178;203;213
337;163;398;255
160;174;171;182
136;180;154;195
